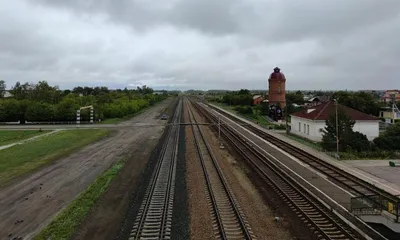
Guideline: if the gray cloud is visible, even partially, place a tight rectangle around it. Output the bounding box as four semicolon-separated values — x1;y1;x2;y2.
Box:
1;0;400;90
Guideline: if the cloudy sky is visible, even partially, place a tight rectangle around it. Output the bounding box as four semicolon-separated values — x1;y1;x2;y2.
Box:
1;0;400;90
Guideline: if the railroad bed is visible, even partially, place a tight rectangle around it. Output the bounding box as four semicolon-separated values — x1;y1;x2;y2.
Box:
129;99;182;240
206;103;400;222
193;101;365;240
186;99;255;240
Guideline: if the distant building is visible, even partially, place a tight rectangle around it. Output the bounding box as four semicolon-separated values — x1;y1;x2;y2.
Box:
253;95;264;105
307;95;330;106
381;90;400;103
380;103;400;124
291;101;379;142
268;67;286;108
3;91;13;98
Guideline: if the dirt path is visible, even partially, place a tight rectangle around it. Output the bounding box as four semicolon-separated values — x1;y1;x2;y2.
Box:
0;99;175;240
72;99;178;240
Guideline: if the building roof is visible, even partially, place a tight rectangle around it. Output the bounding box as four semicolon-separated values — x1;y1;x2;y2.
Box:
291;101;379;121
269;67;285;81
3;91;13;98
309;95;330;102
253;95;263;100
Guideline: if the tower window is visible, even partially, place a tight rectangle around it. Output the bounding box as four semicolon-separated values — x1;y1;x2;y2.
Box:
278;87;281;93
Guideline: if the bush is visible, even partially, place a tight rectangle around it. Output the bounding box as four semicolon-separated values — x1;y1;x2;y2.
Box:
373;136;400;151
345;131;371;152
234;106;253;115
274;124;287;130
340;150;396;160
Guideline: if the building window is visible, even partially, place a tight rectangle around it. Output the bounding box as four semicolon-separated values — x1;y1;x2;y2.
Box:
380;112;383;117
304;124;306;133
307;125;310;135
298;122;301;132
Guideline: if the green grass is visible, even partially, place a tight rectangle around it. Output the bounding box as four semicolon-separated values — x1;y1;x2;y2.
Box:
0;129;110;186
211;102;284;129
100;117;127;124
0;130;50;146
280;132;323;151
34;158;125;240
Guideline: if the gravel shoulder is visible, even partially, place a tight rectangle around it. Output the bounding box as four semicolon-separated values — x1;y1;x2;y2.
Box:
191;103;294;240
0;98;175;239
184;103;215;240
73;98;178;240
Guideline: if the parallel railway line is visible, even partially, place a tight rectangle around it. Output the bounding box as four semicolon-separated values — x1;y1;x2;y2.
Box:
193;101;364;240
206;103;400;221
186;99;255;240
128;99;182;240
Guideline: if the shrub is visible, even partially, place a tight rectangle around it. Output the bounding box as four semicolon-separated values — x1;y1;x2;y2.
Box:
234;106;253;115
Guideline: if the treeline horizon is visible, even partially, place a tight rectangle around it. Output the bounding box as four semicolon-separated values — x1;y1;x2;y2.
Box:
0;80;170;123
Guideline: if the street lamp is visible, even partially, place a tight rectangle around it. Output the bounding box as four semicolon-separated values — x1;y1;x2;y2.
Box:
335;98;339;159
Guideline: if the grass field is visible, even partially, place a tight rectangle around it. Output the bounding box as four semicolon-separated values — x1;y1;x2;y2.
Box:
0;130;50;146
281;132;323;151
211;102;283;129
0;129;110;186
34;158;125;240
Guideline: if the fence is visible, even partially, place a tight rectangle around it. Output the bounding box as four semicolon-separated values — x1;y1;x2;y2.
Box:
351;194;400;222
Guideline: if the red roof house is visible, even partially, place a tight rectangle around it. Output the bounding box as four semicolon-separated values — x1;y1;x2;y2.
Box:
290;101;379;141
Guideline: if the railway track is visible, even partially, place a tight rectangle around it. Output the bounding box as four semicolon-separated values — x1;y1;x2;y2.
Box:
193;101;363;240
129;99;182;240
186;100;255;240
206;103;400;219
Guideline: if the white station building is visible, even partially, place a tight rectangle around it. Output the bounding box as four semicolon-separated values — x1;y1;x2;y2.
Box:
290;101;380;141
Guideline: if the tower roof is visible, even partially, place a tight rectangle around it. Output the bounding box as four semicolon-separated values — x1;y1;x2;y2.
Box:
269;67;285;80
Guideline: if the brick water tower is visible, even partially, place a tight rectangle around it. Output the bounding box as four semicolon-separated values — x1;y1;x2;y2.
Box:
268;67;286;108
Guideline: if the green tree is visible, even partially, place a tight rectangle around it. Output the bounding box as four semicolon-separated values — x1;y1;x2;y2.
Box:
286;91;304;105
0;80;5;98
259;103;270;115
25;102;54;121
347;131;371;152
321;110;356;152
332;91;381;116
54;97;79;121
373;122;400;150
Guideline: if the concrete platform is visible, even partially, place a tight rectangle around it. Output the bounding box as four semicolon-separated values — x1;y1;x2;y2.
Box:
345;160;400;194
210;103;400;197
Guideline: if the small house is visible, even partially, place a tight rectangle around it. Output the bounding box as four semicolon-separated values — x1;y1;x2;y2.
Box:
291;101;379;141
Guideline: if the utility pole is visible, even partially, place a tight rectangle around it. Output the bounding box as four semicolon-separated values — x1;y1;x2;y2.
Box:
335;98;339;159
218;116;221;143
392;94;396;124
218;115;224;149
285;104;289;134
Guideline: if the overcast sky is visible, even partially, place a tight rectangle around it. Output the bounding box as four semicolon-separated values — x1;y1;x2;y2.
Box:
1;0;400;90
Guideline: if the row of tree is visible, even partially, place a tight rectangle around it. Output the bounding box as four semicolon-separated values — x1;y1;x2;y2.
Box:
221;89;254;106
0;81;167;123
